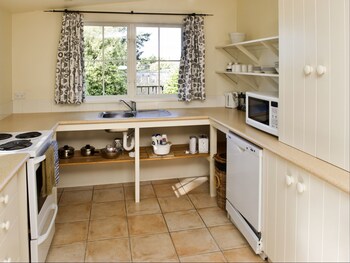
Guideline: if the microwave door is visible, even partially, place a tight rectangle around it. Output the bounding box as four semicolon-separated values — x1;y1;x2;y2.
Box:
248;97;269;125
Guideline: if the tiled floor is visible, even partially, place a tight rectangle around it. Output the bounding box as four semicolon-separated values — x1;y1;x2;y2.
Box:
47;178;264;262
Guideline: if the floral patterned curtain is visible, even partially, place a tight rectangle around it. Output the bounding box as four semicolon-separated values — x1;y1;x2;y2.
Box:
178;15;206;102
55;12;85;104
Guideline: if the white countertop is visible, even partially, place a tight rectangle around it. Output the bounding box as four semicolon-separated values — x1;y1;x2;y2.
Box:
0;108;348;193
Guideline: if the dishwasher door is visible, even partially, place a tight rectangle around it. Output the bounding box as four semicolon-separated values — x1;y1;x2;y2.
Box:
226;132;263;232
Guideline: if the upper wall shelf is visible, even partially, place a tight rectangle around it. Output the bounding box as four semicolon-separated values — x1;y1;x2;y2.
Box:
216;36;279;66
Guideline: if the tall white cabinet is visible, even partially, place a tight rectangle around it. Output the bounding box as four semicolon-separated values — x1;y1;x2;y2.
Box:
263;150;349;262
279;0;349;171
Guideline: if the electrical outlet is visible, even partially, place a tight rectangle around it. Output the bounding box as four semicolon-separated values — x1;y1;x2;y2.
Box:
14;91;26;100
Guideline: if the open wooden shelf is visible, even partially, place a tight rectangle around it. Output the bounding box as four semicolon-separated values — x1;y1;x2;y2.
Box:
59;144;210;166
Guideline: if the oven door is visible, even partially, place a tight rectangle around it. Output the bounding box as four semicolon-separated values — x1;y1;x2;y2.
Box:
27;155;58;262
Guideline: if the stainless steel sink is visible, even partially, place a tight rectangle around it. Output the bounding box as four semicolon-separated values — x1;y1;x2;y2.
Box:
99;109;172;119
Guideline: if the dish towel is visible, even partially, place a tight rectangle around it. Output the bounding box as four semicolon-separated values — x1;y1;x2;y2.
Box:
41;141;60;197
51;140;60;185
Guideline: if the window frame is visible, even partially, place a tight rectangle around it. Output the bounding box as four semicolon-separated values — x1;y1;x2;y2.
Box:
84;22;182;103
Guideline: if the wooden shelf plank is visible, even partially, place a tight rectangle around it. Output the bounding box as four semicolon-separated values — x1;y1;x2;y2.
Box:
59;144;209;166
215;36;279;49
216;70;279;78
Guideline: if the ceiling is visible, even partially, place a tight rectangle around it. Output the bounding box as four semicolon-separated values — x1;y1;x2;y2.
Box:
0;0;142;13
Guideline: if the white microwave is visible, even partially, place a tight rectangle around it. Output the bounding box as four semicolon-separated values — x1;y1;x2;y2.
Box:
246;91;279;136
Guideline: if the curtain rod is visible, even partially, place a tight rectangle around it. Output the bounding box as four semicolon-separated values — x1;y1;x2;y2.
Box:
44;9;213;17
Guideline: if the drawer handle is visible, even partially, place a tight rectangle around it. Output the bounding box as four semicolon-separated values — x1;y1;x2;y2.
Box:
285;175;294;186
2;257;11;263
0;221;10;231
297;182;306;193
0;195;9;205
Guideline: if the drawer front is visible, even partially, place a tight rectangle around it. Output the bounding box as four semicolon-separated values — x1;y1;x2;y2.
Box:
0;218;20;262
0;175;18;213
0;194;19;245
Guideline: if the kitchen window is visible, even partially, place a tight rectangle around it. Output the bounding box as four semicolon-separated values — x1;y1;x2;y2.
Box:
84;23;182;99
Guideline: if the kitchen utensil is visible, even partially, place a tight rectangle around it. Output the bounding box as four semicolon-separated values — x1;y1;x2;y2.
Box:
58;145;75;159
229;32;246;43
152;142;172;155
100;148;121;159
189;136;197;154
225;92;234;108
114;138;123;151
80;144;96;156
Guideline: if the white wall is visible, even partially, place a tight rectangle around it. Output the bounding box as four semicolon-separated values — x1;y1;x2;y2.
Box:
12;0;238;113
236;0;278;40
0;9;12;120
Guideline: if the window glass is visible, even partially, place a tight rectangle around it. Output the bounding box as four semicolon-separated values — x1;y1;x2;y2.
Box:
84;24;181;98
84;25;128;96
136;26;181;95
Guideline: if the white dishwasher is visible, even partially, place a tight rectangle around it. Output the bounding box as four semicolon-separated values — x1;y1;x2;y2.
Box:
226;132;263;254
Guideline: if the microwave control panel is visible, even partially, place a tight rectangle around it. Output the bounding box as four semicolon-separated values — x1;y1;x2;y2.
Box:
271;101;278;129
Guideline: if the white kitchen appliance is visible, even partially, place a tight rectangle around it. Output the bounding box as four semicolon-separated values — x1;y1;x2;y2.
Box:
225;92;239;109
246;91;278;136
0;130;57;262
226;132;263;254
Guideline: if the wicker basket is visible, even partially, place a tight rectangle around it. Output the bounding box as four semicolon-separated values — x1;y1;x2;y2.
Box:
214;153;227;209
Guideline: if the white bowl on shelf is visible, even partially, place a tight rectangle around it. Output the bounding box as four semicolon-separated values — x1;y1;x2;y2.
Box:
229;32;246;44
152;143;172;156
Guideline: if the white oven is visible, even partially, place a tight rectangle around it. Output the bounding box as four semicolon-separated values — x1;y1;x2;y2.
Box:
0;131;57;262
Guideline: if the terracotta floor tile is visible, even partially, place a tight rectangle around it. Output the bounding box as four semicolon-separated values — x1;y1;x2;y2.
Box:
158;196;194;213
126;198;161;216
93;183;124;190
56;203;91;223
63;186;94;192
170;228;220;257
85;238;131;262
223;247;264;262
59;190;93;206
130;233;178;262
52;221;89;246
46;242;86;262
188;193;218;209
93;187;124;203
177;177;209;195
197;207;232;227
209;225;247;250
124;184;156;200
152;178;179;185
153;183;178;198
88;216;128;241
128;213;168;236
90;200;126;220
179;251;227;262
164;210;205;232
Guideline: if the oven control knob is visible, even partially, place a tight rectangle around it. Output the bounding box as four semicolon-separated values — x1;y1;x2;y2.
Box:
0;195;9;205
0;221;10;231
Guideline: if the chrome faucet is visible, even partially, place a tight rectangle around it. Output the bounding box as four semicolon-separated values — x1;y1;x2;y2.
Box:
120;99;136;112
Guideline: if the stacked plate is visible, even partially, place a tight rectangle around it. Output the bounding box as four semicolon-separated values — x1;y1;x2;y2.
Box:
229;32;246;44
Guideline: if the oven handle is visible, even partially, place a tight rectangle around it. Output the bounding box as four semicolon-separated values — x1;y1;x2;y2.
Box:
37;203;58;245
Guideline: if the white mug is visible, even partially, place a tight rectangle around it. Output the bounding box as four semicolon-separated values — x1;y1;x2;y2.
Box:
189;136;197;154
242;64;248;72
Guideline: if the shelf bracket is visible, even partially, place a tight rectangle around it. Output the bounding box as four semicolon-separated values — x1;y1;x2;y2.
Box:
261;41;279;56
219;72;238;85
220;48;239;63
236;74;259;90
235;45;260;65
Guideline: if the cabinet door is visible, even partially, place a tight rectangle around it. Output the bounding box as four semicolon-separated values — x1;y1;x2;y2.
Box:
279;0;349;171
263;150;350;262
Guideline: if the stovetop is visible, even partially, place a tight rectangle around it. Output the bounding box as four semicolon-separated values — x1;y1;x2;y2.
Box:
0;130;54;158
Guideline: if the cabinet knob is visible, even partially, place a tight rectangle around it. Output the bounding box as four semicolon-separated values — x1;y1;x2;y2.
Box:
303;65;314;75
0;221;10;231
0;195;9;205
296;182;306;193
285;175;295;186
316;65;327;76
